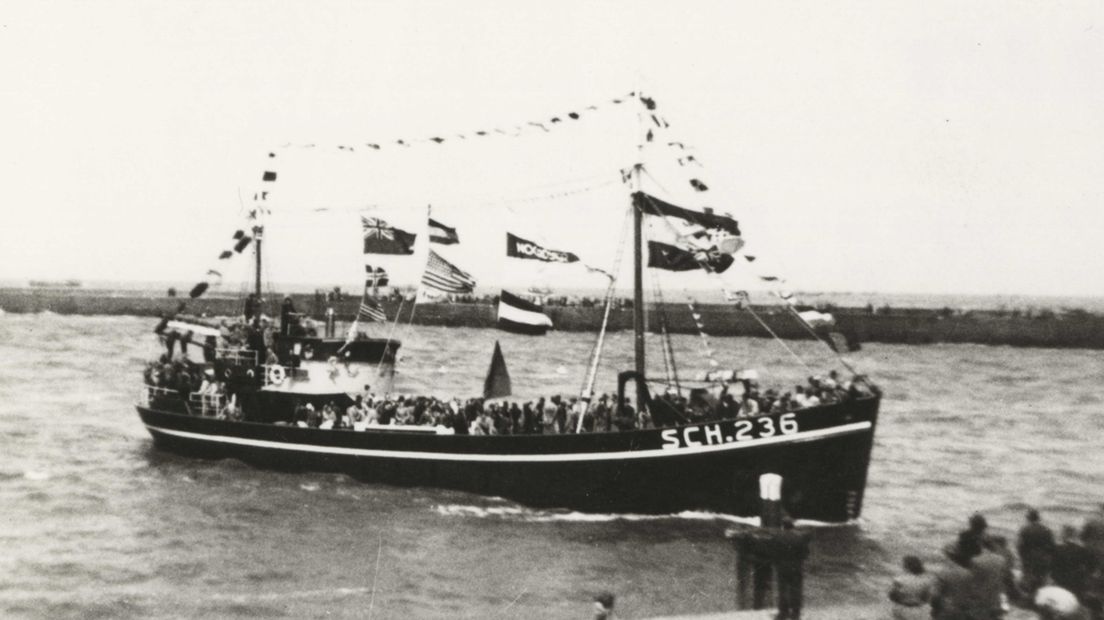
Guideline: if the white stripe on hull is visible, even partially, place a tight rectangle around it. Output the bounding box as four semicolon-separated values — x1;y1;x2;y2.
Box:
143;421;873;463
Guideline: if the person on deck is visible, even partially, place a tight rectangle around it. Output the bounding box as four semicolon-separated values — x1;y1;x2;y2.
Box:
345;396;365;428
614;399;636;432
521;402;537;434
553;397;567;434
740;392;759;417
244;293;258;323
280;296;296;337
305;402;321;428
542;398;558;434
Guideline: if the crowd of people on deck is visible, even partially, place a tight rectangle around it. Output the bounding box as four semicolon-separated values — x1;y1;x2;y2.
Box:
888;508;1104;620
144;338;873;433
143;355;242;420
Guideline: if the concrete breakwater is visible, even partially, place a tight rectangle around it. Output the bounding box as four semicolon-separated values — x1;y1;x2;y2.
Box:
4;288;1104;349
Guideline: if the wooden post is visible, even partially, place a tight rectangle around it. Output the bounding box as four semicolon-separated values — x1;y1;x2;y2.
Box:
752;473;782;609
729;473;785;611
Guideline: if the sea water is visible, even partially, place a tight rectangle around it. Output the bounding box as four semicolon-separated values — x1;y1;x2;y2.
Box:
0;313;1101;619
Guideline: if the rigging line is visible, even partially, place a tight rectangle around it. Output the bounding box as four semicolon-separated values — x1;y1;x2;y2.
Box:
579;203;632;404
782;304;862;375
742;303;815;374
636;189;815;374
646;264;671;386
376;297;405;377
293;177;620;217
647;256;680;390
638;167;849;372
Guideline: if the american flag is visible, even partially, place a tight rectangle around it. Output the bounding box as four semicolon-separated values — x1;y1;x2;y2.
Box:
421;250;475;294
357;298;387;323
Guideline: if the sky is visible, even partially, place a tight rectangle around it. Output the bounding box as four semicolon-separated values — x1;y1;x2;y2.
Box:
1;1;1102;297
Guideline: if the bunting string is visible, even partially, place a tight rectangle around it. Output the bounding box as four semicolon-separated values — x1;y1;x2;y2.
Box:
263;92;637;155
187;226;255;300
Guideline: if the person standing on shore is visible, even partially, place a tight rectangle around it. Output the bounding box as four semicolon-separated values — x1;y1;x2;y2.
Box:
888;555;933;620
1053;526;1096;605
1019;508;1057;596
774;517;812;620
1081;504;1104;566
933;535;983;620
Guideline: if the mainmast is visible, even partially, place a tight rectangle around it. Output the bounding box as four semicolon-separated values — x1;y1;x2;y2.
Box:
631;163;647;410
252;223;263;327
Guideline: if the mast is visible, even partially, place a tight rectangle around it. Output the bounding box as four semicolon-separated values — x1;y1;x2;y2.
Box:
631;89;647;412
252;223;263;327
632;163;647;410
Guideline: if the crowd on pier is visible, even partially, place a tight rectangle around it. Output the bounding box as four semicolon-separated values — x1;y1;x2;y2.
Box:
888;508;1104;620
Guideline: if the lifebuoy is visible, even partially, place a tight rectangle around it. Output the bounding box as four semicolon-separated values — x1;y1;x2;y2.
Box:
223;368;233;380
267;365;286;384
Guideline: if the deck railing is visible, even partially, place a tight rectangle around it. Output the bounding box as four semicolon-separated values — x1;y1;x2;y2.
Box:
187;392;225;417
217;347;257;366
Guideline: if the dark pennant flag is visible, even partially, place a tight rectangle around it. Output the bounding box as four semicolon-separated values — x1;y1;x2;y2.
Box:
362;217;417;255
506;233;580;263
647;240;734;274
632;192;740;236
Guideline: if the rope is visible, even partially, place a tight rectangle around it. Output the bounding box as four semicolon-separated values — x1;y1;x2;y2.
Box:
578;204;632;401
376;297;405;377
639;136;862;374
635;183;813;372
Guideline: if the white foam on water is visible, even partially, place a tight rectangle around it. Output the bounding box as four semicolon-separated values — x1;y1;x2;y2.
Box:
299;483;321;492
433;503;856;527
435;503;749;524
24;470;50;481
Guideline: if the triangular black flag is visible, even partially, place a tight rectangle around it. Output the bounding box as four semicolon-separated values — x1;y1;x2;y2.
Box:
483;341;512;399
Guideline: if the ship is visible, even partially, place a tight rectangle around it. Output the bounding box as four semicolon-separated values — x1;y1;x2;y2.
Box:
136;92;881;523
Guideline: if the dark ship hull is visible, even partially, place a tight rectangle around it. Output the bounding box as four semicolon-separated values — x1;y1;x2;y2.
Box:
137;395;879;522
